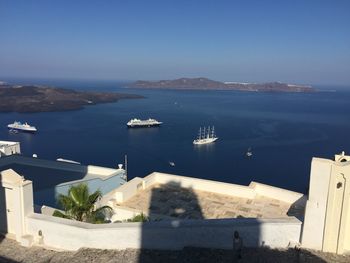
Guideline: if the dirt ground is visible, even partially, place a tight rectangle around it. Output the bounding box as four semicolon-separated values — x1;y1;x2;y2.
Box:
0;238;349;263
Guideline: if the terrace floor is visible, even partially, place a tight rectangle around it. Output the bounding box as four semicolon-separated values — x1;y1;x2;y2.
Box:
120;183;302;219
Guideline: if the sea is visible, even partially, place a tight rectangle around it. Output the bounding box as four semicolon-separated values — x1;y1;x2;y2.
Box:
1;78;350;194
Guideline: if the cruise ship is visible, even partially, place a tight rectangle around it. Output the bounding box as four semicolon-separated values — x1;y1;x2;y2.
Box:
193;126;218;145
7;121;37;133
127;118;163;128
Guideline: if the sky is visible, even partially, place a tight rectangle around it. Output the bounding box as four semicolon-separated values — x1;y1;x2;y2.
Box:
0;0;349;85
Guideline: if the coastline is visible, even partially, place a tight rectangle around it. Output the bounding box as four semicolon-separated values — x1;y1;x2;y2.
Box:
0;84;144;113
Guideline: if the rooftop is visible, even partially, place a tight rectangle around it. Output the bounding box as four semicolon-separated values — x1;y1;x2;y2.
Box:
119;181;303;220
0;140;19;147
0;155;126;207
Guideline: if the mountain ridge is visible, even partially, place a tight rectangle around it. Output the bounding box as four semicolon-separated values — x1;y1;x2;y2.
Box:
0;84;143;113
129;77;315;92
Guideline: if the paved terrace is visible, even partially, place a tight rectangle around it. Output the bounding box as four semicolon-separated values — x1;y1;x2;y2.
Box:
120;183;299;219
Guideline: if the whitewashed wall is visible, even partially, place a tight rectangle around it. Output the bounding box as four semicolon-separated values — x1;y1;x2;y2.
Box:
302;158;333;250
0;141;21;157
108;172;304;205
26;213;302;251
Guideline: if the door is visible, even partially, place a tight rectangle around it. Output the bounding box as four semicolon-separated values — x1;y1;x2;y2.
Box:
0;187;15;235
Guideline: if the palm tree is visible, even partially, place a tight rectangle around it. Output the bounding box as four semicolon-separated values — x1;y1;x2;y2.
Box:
53;183;112;224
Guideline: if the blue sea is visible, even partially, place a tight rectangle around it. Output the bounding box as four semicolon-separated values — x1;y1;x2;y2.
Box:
1;79;350;194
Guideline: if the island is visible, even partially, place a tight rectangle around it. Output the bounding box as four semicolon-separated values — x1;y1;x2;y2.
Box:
0;83;143;113
129;77;315;92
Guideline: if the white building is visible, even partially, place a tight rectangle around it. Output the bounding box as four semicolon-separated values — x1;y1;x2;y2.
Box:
0;151;349;254
0;154;127;209
0;141;21;157
302;152;350;254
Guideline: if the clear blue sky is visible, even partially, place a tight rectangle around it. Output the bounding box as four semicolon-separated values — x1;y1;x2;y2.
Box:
0;0;349;84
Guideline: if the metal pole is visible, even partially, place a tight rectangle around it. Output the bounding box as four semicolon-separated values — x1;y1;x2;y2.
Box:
124;154;128;181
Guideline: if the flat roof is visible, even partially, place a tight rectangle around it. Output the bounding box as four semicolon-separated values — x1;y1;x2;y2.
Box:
120;183;301;220
0;141;19;147
0;155;124;208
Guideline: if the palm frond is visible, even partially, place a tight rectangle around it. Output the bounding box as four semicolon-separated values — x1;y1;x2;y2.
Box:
53;183;112;224
53;210;72;219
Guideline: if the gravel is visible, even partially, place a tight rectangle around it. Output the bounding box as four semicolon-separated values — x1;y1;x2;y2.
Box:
0;238;349;263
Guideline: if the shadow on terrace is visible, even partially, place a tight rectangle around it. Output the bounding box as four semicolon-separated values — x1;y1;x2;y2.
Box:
134;180;326;263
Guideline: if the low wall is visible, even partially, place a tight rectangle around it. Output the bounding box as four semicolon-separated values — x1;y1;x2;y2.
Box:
110;206;142;222
110;172;257;204
110;172;304;205
154;172;256;199
86;165;120;177
26;213;302;251
112;177;144;203
249;181;304;204
55;170;125;198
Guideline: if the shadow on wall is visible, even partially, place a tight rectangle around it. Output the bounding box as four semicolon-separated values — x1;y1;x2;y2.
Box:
0;256;18;263
0;173;7;244
137;181;327;263
135;247;328;263
287;195;307;221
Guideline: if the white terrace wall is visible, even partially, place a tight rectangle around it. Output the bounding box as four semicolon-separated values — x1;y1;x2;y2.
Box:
249;182;305;204
153;173;256;199
108;172;304;205
26;213;302;251
102;177;144;204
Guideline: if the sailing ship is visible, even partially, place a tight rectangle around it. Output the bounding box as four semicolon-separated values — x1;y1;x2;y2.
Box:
193;126;218;145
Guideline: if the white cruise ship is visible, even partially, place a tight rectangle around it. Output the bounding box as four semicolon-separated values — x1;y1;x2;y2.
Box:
193;126;218;145
7;121;37;133
127;118;163;128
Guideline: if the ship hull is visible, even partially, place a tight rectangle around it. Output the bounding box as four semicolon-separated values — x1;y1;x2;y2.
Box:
193;137;218;145
7;125;37;133
127;123;161;128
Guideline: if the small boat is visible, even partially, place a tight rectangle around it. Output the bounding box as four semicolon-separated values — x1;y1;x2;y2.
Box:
169;161;175;167
7;121;37;133
193;126;218;145
9;129;18;134
246;147;253;157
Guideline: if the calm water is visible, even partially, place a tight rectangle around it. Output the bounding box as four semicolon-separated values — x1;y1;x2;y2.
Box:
1;79;350;193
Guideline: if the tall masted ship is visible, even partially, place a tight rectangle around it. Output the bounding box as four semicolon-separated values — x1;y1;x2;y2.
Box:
193;126;218;145
7;121;37;132
127;118;163;128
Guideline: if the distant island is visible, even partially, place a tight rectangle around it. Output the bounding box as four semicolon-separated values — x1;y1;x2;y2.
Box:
129;77;315;92
0;83;143;113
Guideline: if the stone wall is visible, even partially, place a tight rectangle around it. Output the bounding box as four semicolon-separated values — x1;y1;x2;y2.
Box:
26;213;302;251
